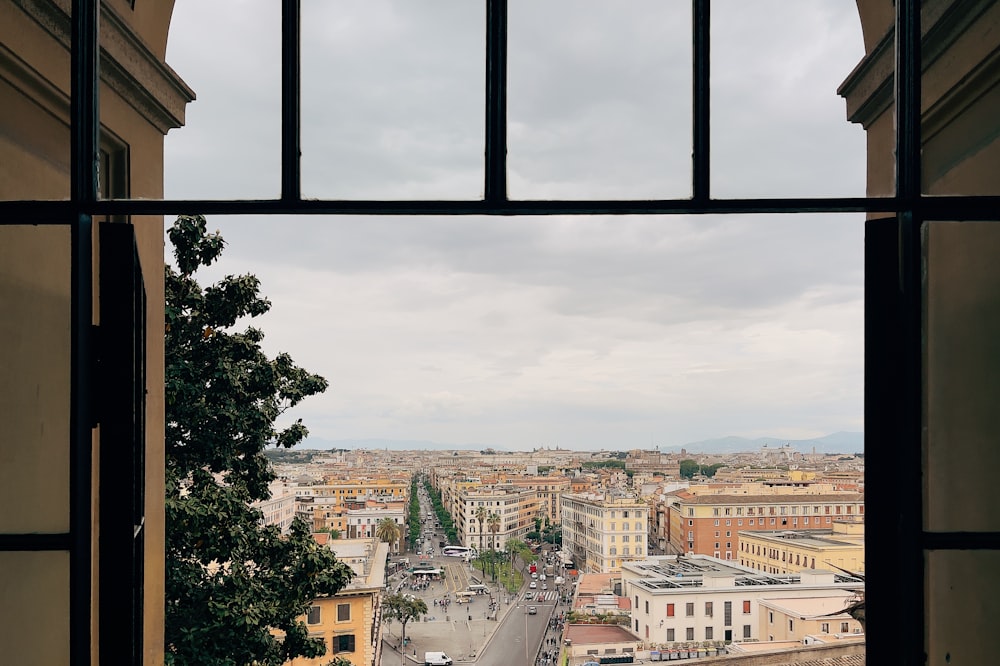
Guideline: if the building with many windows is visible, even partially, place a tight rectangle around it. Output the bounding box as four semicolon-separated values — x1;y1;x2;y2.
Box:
561;493;648;573
662;484;864;561
457;487;539;552
287;538;389;666
738;521;865;574
621;556;862;648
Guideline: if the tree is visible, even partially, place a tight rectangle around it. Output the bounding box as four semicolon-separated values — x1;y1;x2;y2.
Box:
164;215;354;665
376;517;402;553
679;459;700;479
486;512;501;579
475;506;488;555
382;593;428;651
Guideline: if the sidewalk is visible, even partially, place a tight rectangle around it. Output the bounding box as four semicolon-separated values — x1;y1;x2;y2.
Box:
382;568;522;664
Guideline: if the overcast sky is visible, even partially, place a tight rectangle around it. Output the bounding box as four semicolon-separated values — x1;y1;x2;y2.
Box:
163;1;867;451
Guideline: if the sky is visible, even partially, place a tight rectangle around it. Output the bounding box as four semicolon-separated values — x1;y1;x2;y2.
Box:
162;0;867;451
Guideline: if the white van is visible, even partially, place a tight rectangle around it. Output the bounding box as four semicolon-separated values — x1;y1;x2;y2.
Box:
425;652;453;666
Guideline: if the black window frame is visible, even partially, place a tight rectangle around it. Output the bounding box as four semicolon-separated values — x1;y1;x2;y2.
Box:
0;2;998;666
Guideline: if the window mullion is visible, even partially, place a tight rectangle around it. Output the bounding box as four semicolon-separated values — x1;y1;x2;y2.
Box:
281;0;302;202
485;0;508;203
692;0;710;202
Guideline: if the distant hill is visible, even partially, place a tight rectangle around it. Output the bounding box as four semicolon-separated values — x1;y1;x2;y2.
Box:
661;431;864;456
296;432;863;455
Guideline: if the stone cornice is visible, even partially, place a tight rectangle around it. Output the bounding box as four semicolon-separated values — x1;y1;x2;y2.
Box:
13;0;194;134
838;0;999;131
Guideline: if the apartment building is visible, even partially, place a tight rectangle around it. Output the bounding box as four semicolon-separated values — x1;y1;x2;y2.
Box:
501;474;572;525
457;487;540;551
621;556;862;648
287;538;389;666
294;478;409;503
344;503;406;552
561;493;649;573
252;481;298;534
662;484;864;561
739;521;865;574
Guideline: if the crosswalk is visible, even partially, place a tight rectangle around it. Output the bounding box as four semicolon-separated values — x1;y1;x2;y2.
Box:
523;590;560;602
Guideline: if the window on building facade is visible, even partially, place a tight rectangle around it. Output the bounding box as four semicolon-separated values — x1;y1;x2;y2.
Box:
743;600;751;614
686;602;695;617
337;603;350;622
686;628;694;641
334;634;356;653
705;626;713;640
307;606;321;625
666;603;674;617
666;628;675;642
821;622;830;633
705;602;713;617
743;625;751;639
841;622;850;633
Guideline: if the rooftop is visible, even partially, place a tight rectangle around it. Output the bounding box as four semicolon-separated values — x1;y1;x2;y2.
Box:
623;555;863;592
564;624;641;646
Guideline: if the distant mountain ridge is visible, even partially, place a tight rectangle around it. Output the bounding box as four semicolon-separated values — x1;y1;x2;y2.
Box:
660;431;863;455
297;432;863;455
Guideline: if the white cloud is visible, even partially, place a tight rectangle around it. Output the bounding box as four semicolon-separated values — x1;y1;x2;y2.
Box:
164;1;867;449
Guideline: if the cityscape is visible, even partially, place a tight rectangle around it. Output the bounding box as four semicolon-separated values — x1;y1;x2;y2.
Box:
257;441;865;666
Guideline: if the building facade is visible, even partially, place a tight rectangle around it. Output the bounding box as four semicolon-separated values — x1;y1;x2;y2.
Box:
621;556;863;648
457;487;539;552
738;521;865;574
287;538;389;666
561;493;648;573
663;484;864;561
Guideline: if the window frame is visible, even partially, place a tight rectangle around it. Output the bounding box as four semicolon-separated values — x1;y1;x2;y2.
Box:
2;3;996;666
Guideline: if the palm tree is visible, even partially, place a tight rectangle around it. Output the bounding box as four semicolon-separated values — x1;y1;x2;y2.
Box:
475;505;488;555
375;517;401;554
485;513;501;583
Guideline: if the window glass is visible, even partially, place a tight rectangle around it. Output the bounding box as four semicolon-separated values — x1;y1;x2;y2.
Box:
301;0;484;199
508;0;690;199
711;0;866;197
165;0;281;198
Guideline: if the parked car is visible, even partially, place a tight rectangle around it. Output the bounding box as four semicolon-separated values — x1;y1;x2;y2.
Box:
529;581;537;589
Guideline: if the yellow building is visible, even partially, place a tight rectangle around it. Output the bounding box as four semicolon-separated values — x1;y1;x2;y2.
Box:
288;538;389;666
758;595;864;642
738;521;865;574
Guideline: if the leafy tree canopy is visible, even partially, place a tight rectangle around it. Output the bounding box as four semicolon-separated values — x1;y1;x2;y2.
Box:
164;215;353;665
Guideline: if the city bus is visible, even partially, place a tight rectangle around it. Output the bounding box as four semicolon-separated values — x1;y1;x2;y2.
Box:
441;546;476;558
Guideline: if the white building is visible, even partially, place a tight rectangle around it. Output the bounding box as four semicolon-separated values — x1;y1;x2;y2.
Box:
252;481;297;534
561;492;648;573
621;555;862;648
456;487;539;552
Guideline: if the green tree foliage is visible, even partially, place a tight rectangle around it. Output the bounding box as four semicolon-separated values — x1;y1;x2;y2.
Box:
164;215;354;665
382;593;428;648
679;459;700;479
581;459;626;470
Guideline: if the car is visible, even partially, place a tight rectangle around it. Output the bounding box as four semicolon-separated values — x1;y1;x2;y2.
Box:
539;574;546;581
542;583;547;590
537;593;545;602
529;581;537;589
531;572;538;579
527;606;537;615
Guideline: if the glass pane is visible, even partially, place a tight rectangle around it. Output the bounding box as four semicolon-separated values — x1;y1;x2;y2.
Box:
924;221;1000;532
711;1;866;198
165;0;282;199
0;552;70;666
173;212;862;449
0;225;71;533
301;0;484;199
508;0;691;199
